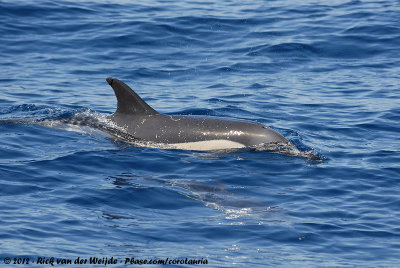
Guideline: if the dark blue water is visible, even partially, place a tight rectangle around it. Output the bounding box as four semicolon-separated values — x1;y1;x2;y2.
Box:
1;0;399;266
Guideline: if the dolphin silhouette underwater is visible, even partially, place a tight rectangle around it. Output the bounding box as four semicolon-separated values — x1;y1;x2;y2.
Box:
105;77;303;155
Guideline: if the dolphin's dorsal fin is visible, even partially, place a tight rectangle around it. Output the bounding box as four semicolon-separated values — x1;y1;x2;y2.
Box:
106;77;159;115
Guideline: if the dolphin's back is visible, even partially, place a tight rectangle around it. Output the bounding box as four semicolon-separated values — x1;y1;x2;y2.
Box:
106;77;291;150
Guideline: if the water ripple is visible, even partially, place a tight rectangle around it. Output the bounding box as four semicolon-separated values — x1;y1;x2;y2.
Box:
0;0;400;266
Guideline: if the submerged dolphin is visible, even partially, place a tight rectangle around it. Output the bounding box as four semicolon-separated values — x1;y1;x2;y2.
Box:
105;77;300;153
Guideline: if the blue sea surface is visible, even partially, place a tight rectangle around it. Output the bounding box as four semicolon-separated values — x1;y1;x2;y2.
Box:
1;0;400;266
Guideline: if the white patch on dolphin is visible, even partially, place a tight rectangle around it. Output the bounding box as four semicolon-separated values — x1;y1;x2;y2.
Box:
170;140;246;151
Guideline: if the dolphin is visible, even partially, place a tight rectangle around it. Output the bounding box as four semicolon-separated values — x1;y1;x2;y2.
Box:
105;77;301;154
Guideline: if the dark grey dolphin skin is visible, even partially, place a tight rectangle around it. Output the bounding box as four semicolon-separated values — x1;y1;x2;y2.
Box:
106;77;298;152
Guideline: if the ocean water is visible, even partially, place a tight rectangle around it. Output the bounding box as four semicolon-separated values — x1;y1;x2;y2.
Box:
1;0;400;266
